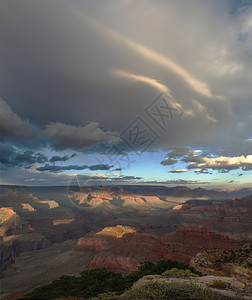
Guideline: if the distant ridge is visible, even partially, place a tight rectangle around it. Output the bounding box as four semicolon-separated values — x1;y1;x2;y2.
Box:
1;184;252;198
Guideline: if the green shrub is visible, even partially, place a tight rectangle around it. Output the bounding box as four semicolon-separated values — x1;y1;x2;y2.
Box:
210;280;227;289
162;267;199;278
122;281;229;300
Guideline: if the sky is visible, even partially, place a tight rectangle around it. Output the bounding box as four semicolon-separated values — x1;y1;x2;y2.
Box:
0;0;252;189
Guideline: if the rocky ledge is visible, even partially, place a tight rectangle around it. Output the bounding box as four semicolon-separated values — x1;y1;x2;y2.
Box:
128;274;252;299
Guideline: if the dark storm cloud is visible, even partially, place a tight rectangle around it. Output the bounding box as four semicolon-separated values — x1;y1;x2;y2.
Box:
0;98;38;140
166;148;192;158
45;122;120;150
49;153;77;163
2;0;251;155
0;143;47;168
36;163;112;172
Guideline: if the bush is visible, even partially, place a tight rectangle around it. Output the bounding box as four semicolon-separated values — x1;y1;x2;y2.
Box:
210;280;227;289
162;268;199;278
136;259;202;277
122;281;229;300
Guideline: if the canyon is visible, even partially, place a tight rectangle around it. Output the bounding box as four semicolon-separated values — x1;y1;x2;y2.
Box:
0;185;251;297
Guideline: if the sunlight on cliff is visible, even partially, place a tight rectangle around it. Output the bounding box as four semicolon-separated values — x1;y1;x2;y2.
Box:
173;204;183;210
96;225;136;238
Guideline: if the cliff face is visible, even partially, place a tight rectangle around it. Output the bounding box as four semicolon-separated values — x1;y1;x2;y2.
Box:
163;228;241;263
0;234;51;273
74;226;242;273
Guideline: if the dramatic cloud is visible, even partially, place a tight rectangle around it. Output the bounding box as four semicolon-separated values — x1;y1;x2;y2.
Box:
36;163;113;172
1;0;252;187
0;98;37;140
45;122;121;150
78;12;214;98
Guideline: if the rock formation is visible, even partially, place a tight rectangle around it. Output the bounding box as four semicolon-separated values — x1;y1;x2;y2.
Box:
75;226;242;273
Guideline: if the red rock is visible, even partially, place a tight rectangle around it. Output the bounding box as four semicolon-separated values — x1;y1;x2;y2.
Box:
89;255;139;273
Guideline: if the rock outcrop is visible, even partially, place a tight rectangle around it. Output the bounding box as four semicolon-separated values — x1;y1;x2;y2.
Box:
96;225;136;238
0;207;26;237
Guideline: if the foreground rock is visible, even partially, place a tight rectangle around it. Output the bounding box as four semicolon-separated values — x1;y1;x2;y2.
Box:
191;244;252;283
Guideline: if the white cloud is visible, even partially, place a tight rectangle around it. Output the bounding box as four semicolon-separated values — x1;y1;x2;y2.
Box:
188;154;252;171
